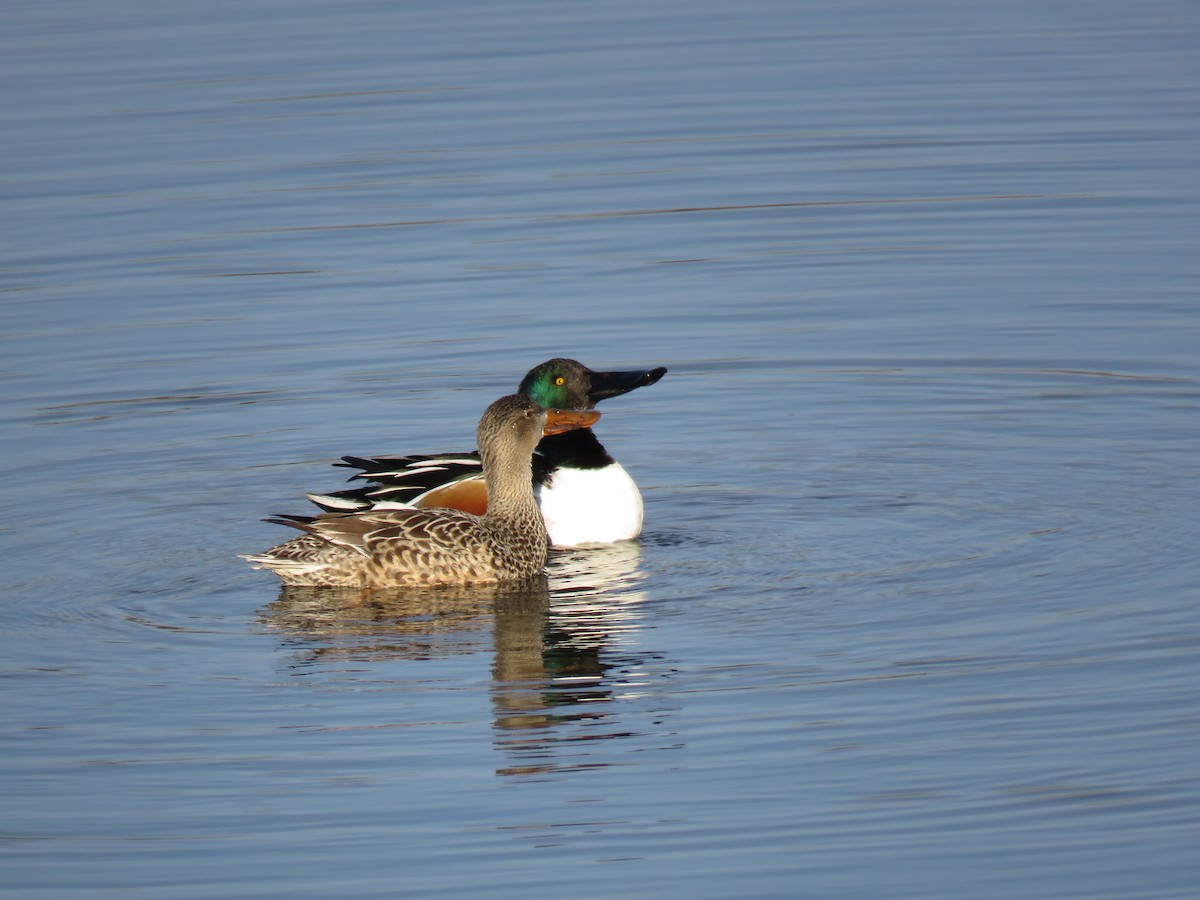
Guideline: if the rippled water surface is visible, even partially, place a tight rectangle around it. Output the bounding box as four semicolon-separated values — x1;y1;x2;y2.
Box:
3;1;1199;897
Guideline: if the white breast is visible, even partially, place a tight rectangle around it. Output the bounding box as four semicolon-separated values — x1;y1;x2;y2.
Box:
535;462;644;548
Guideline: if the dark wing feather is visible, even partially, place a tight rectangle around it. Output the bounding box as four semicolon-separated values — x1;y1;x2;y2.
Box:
308;453;485;511
307;450;555;513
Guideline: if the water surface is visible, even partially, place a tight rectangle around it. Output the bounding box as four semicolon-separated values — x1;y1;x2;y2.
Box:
2;1;1199;897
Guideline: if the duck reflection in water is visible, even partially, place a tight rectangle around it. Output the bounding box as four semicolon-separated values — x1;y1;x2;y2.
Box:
259;541;668;777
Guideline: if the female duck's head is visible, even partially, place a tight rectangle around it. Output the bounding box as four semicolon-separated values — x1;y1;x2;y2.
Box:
475;393;600;466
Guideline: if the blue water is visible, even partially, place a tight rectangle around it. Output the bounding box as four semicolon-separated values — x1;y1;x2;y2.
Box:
3;1;1199;897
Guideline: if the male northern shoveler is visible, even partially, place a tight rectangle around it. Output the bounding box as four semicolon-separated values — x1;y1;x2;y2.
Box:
307;358;667;547
244;395;600;587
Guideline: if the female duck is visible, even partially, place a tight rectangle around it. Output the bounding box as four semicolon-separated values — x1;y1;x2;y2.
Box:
307;358;666;547
245;394;599;587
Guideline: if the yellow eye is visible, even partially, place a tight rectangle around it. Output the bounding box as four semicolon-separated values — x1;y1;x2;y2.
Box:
555;376;565;386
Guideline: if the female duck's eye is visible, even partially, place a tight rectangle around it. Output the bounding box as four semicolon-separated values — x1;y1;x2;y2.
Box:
555;376;565;386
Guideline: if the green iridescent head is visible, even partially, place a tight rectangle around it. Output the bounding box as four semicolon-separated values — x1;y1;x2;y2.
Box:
517;358;667;412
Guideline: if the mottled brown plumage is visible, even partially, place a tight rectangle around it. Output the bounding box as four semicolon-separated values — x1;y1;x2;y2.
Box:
244;395;599;587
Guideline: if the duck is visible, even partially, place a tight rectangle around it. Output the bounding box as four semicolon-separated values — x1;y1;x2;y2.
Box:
244;394;600;587
306;358;667;547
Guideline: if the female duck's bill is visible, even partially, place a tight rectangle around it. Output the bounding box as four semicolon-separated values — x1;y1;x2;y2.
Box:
244;395;600;588
543;406;602;435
